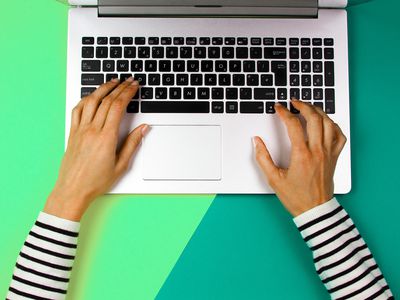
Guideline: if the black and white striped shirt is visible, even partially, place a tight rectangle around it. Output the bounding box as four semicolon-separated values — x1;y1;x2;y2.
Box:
7;198;393;299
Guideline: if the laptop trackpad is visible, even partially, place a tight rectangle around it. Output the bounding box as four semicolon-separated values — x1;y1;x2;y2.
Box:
142;125;221;180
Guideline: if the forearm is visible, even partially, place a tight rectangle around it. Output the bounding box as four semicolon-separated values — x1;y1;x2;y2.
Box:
294;198;393;299
7;212;80;300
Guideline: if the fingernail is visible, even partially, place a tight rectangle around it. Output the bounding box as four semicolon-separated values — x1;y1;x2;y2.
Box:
131;80;140;86
252;137;259;148
126;77;134;82
291;97;299;102
275;102;282;107
111;77;120;83
141;124;150;136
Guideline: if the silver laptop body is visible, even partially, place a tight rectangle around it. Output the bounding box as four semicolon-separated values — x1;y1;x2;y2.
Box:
66;0;351;194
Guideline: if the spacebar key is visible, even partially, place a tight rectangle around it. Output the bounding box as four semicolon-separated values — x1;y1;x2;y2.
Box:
141;101;210;113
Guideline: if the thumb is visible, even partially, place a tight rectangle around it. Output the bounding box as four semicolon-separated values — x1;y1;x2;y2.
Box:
116;124;149;175
253;136;280;183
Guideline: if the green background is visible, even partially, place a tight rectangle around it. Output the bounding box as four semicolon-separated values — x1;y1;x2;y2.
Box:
0;0;399;299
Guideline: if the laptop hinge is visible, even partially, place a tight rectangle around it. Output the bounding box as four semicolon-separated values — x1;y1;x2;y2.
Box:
97;1;318;18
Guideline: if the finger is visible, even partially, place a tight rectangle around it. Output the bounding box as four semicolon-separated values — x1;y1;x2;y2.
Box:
93;78;138;128
70;99;85;131
291;100;323;151
333;124;347;156
274;103;307;150
80;79;120;125
253;136;280;185
313;106;341;151
115;124;149;175
103;80;140;132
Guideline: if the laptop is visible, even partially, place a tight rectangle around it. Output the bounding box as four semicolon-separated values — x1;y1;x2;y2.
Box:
65;0;352;194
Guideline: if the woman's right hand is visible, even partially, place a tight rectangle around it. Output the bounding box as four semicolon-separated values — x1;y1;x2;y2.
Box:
253;100;347;217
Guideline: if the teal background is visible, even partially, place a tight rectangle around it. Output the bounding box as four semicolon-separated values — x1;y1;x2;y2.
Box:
0;0;399;299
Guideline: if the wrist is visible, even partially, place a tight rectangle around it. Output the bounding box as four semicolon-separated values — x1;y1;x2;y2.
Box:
44;190;89;221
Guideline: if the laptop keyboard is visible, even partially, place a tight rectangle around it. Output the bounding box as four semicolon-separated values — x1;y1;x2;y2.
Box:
81;36;335;114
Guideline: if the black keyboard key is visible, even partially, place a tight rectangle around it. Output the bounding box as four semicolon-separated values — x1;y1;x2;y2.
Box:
254;88;275;100
152;47;164;58
186;37;197;45
173;37;184;45
237;37;248;45
82;37;94;45
148;74;161;85
180;47;192;58
159;60;171;72
236;47;249;59
266;102;276;114
205;74;217;86
166;47;179;58
271;61;287;86
145;60;157;72
314;88;323;100
110;37;121;45
257;61;269;73
170;88;182;99
313;75;323;87
191;74;203;86
155;87;168;99
263;37;274;45
120;73;132;82
141;87;153;99
117;60;129;72
177;74;189;85
243;61;256;72
301;61;311;73
302;75;311;86
200;37;211;45
198;88;210;99
226;88;238;100
301;48;311;59
208;47;220;59
212;101;224;113
106;74;118;82
222;47;235;59
301;38;311;46
187;60;200;72
264;47;287;59
289;38;299;46
212;88;224;99
124;47;136;58
201;60;214;72
325;62;335;86
313;48;323;59
312;38;322;46
277;88;287;100
173;60;185;72
161;37;172;45
122;37;133;45
229;60;241;73
141;101;209;113
290;61;300;73
302;88;312;100
324;38;334;46
127;101;139;113
131;60;143;72
240;102;264;113
324;48;334;59
133;74;146;85
290;75;299;86
250;47;262;59
194;47;207;58
110;47;123;58
290;88;300;100
215;61;228;72
251;38;261;45
276;38;287;45
81;87;96;98
82;47;94;58
148;37;159;45
289;48;299;59
261;74;273;86
95;47;108;58
135;37;146;45
325;89;335;114
247;74;259;86
97;37;108;45
81;74;104;85
233;74;245;86
163;74;174;85
219;74;231;86
240;88;252;99
82;60;100;72
290;102;300;114
138;47;150;58
226;102;238;113
212;37;223;45
313;61;323;73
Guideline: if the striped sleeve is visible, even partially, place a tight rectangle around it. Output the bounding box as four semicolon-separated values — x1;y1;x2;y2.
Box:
7;212;80;300
294;198;393;300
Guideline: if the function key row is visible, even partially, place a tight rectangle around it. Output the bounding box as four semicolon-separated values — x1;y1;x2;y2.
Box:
82;37;334;46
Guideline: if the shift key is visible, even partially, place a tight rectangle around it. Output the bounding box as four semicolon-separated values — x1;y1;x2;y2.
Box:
81;74;104;85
